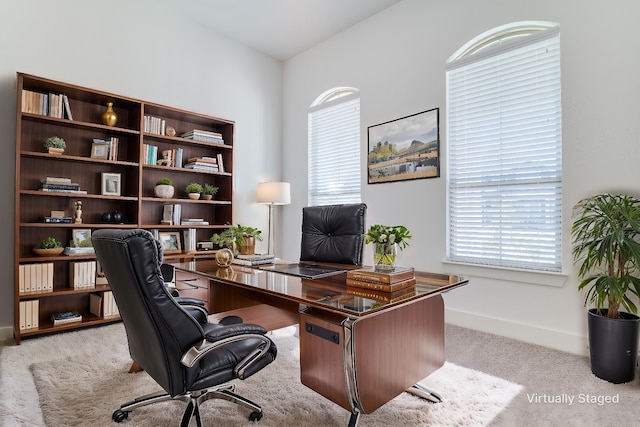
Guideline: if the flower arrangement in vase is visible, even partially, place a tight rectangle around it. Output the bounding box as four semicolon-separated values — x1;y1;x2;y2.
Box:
364;224;412;271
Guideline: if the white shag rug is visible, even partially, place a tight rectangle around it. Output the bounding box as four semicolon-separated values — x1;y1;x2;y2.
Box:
0;323;521;426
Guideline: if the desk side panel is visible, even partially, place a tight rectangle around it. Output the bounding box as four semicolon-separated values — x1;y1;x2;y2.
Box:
354;294;444;413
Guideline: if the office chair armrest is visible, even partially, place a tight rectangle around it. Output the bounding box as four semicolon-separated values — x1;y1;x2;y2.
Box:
174;296;206;307
180;326;271;369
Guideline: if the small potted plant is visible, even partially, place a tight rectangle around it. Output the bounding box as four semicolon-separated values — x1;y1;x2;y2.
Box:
44;136;66;155
210;224;263;255
185;182;203;200
33;236;64;256
201;183;219;200
154;178;175;198
571;193;640;383
364;224;412;271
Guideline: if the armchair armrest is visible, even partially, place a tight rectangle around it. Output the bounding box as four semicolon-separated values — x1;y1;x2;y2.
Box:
180;323;269;370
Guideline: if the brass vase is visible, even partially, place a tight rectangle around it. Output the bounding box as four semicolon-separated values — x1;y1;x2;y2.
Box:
101;102;118;126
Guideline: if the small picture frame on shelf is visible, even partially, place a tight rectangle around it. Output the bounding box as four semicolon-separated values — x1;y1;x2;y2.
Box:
101;172;121;196
158;232;182;254
90;142;110;160
72;228;91;244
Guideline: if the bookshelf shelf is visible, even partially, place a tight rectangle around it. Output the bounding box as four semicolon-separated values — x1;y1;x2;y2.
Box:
14;72;235;343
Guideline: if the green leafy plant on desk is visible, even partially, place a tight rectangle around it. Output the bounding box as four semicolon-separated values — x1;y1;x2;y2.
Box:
210;224;263;254
364;224;412;270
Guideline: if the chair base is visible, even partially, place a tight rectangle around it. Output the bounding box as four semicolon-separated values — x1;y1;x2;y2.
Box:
112;382;263;426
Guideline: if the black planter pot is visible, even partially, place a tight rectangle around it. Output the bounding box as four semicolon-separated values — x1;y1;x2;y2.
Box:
587;308;640;383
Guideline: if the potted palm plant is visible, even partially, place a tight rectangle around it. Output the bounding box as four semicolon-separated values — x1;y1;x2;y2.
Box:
571;193;640;383
210;224;263;255
200;183;218;200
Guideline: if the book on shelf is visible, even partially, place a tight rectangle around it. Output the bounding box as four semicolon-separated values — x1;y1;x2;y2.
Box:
183;228;197;253
62;94;73;120
144;115;166;135
69;261;97;288
346;266;415;284
41;177;72;184
40;183;81;191
43;216;73;223
19;262;54;294
216;153;225;173
345;277;417;292
64;246;95;256
180;220;210;225
187;156;217;164
184;163;219;172
180;129;224;144
39;188;88;194
51;311;82;325
162;204;182;226
346;286;416;303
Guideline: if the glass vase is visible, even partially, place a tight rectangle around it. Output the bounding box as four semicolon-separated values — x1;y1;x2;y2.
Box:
374;243;397;271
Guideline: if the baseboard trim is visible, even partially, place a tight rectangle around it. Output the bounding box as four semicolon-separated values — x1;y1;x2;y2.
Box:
0;326;14;343
445;308;588;356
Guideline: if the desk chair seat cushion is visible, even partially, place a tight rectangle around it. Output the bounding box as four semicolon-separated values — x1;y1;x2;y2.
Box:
92;228;277;399
300;203;367;265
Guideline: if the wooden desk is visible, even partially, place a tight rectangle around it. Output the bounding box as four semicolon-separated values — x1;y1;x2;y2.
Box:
173;261;467;426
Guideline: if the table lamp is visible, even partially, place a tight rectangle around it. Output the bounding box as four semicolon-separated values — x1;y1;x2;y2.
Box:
257;182;291;255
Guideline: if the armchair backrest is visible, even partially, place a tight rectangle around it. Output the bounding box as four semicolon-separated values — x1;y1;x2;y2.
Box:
300;203;367;265
92;229;204;396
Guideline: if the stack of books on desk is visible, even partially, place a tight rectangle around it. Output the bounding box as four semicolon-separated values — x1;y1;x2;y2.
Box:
346;286;416;303
345;266;416;292
232;254;275;266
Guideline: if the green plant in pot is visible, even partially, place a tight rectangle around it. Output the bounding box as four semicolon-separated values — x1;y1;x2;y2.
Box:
210;224;263;255
33;236;64;256
201;183;218;200
571;193;640;383
154;178;175;198
185;182;203;200
43;136;66;154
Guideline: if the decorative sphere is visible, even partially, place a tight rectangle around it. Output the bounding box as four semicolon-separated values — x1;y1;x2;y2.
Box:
112;210;123;223
215;248;234;267
101;212;112;222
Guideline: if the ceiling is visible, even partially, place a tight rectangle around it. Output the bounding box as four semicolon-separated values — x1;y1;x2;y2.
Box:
174;0;402;61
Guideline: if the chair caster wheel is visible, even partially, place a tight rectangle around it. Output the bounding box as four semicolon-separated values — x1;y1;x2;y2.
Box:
112;409;128;423
249;411;263;422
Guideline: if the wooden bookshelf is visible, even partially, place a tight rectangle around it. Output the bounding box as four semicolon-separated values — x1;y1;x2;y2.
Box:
14;73;234;343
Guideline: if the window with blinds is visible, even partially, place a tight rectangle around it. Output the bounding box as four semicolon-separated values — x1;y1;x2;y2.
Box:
308;89;361;206
446;24;562;272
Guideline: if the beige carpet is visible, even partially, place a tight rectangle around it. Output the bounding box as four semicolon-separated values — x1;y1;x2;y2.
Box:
2;323;521;426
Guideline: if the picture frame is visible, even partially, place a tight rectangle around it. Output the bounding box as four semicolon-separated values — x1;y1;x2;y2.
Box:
101;172;121;196
158;232;182;254
90;142;110;159
72;228;92;244
367;108;440;184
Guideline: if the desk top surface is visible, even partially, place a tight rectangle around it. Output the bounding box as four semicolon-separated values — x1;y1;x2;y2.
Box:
174;260;468;317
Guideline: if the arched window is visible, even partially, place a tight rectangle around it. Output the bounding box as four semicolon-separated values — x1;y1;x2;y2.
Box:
308;87;361;206
446;22;562;272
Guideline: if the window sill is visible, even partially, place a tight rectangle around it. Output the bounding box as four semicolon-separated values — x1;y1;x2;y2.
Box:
441;260;568;287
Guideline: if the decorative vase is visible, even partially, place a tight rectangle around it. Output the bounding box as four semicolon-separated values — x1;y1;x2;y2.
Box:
238;236;256;255
154;185;175;198
101;102;118;126
374;243;397;271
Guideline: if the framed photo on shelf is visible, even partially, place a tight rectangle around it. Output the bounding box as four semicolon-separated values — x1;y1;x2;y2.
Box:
367;108;440;184
72;228;91;244
158;232;182;254
101;172;121;196
90;142;110;159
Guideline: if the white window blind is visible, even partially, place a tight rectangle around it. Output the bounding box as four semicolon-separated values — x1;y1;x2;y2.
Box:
447;26;562;272
308;91;361;206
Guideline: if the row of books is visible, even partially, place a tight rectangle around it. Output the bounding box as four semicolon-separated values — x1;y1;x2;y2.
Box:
183;228;197;253
160;148;184;168
345;266;416;292
69;261;97;289
18;262;54;294
181;129;224;145
143;143;160;166
232;254;275;266
21;89;73;119
92;137;119;161
144;115;167;135
162;203;182;225
90;291;119;318
19;300;40;330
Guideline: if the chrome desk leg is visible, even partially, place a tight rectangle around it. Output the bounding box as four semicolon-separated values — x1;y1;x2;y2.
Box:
347;411;360;427
407;383;442;403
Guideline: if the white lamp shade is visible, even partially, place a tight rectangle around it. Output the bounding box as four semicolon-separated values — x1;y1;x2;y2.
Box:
257;182;291;205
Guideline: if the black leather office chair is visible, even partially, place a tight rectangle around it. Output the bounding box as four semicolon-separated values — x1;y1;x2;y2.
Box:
300;203;367;265
92;229;277;426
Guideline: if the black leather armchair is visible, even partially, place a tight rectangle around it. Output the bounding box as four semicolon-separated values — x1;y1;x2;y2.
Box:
300;203;367;265
92;229;277;426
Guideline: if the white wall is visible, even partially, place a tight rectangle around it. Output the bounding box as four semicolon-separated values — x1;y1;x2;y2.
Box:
0;0;282;339
281;0;640;355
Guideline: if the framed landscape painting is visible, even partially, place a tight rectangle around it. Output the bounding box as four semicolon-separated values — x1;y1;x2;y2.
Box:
367;108;440;184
